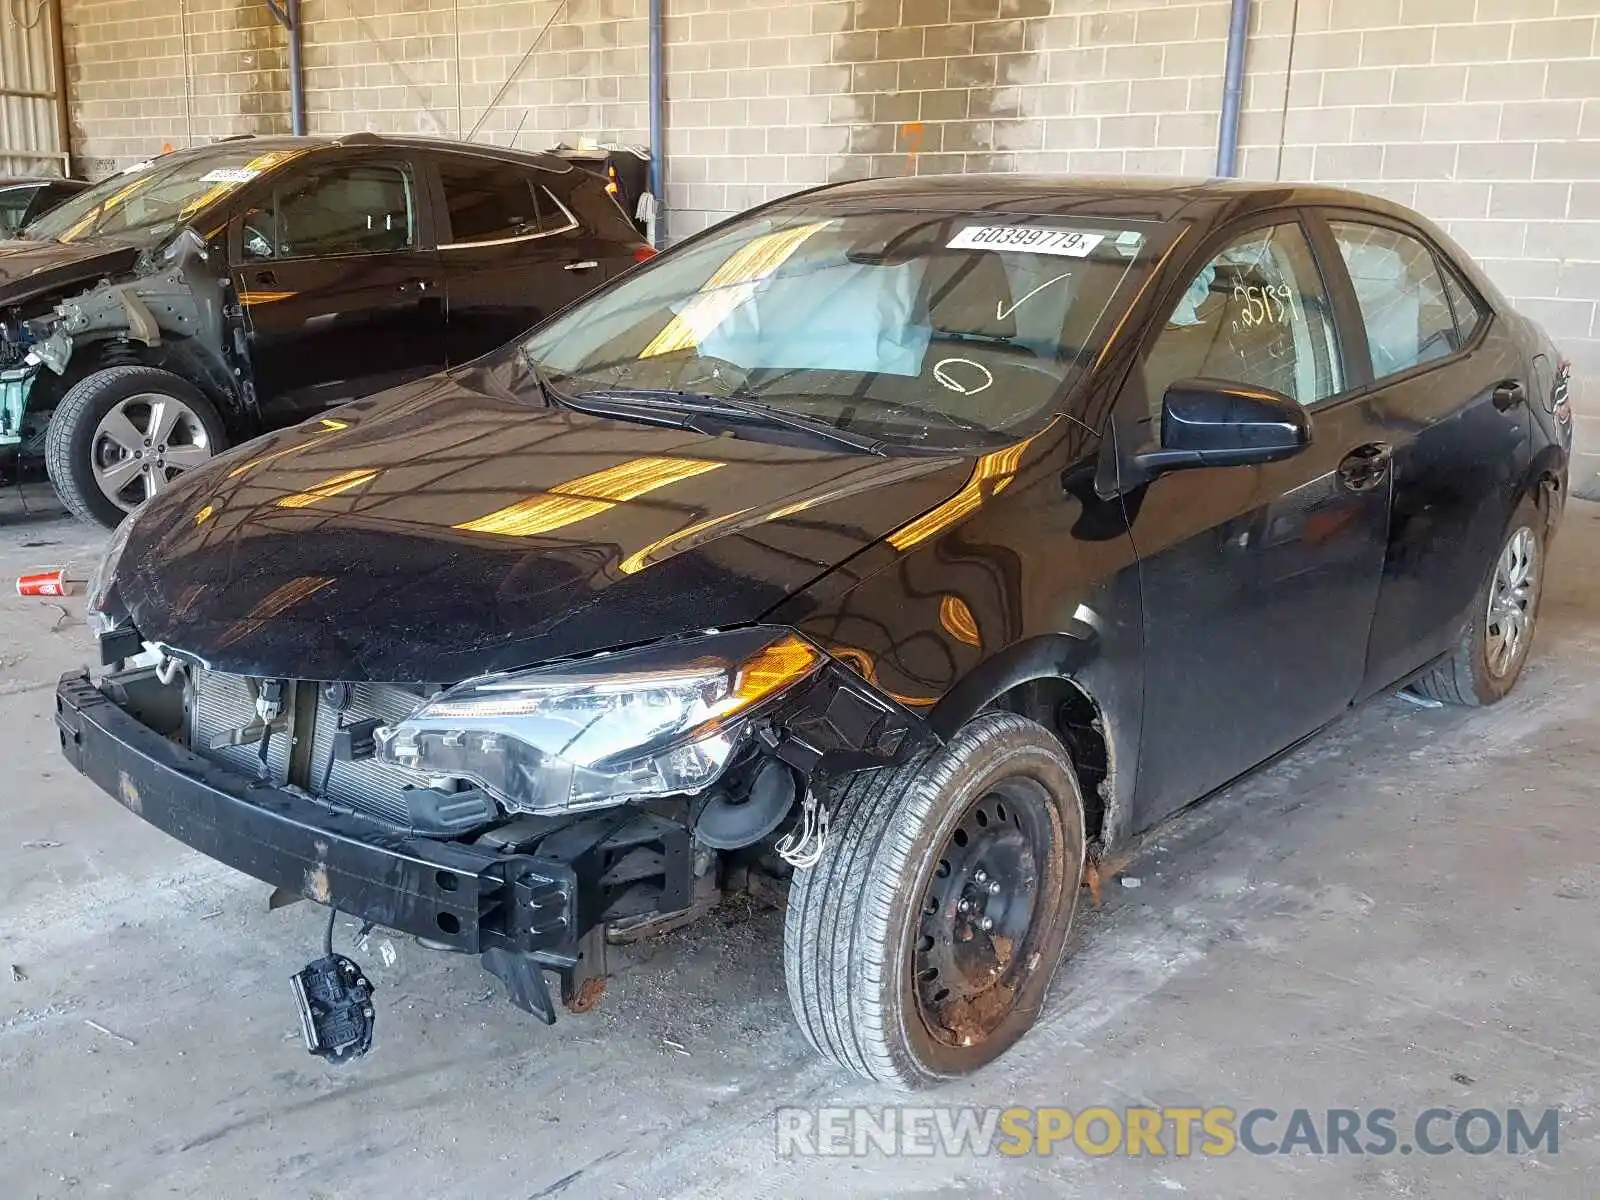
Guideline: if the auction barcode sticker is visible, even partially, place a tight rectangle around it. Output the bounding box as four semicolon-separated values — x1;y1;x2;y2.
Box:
200;168;260;184
947;225;1106;257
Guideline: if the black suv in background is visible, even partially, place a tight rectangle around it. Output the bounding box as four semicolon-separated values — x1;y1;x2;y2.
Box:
0;135;649;526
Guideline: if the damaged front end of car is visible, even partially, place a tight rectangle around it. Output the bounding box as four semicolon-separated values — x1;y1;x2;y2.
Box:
0;229;240;455
57;610;931;1052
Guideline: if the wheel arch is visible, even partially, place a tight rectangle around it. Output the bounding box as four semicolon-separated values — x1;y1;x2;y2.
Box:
1523;441;1567;542
34;336;246;442
927;632;1125;849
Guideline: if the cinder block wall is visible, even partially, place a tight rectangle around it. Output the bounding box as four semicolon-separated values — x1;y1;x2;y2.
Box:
59;0;1600;387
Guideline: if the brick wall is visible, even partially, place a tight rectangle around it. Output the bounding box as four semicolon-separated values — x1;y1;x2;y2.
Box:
59;0;1600;389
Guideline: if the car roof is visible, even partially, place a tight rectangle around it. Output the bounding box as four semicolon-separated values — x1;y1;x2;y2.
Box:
153;134;573;174
797;173;1427;227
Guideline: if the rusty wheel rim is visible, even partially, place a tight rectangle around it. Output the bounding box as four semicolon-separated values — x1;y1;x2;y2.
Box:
911;776;1059;1049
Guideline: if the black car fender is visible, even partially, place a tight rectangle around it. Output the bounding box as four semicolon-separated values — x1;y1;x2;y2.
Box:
924;625;1138;850
37;246;247;434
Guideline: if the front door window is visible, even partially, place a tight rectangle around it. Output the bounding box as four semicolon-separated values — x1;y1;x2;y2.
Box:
1145;222;1343;413
243;165;416;261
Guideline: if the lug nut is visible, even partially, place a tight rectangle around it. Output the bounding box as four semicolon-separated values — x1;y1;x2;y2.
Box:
980;917;994;931
957;899;972;914
974;869;988;884
988;881;1001;895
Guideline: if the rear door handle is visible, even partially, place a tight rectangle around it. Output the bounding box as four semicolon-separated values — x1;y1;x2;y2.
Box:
1492;379;1526;411
398;278;437;294
563;260;599;272
1338;442;1393;492
254;269;279;287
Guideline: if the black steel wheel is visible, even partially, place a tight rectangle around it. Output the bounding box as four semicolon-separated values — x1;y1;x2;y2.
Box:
912;776;1057;1049
784;711;1085;1089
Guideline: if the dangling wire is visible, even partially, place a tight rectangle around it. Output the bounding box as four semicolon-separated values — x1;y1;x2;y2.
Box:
322;904;336;957
775;789;831;870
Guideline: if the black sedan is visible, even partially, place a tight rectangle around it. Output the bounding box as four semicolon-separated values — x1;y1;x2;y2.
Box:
61;176;1574;1087
0;135;649;526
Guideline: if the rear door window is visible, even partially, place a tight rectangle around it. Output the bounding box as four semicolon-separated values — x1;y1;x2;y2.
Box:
439;159;576;245
1328;221;1460;381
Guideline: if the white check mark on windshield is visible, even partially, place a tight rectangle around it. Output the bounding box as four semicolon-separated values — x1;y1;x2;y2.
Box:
996;271;1073;322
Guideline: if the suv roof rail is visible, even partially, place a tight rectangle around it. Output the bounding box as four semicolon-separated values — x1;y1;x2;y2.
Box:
214;133;256;142
335;132;384;146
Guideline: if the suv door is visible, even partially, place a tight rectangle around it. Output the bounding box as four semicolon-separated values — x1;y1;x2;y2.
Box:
432;155;624;364
1312;212;1535;699
1112;215;1391;828
232;154;445;420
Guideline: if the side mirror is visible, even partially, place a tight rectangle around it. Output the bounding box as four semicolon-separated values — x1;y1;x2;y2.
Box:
1131;378;1311;482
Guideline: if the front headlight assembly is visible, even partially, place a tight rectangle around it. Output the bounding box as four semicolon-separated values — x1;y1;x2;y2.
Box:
85;512;137;636
374;628;824;815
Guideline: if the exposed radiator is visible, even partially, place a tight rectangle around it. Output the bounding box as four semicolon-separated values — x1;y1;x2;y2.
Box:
186;670;428;828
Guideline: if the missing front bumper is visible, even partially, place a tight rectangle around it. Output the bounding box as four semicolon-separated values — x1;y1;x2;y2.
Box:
54;669;691;1020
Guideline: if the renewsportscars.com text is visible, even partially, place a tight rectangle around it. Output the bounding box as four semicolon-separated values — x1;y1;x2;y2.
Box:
775;1105;1561;1159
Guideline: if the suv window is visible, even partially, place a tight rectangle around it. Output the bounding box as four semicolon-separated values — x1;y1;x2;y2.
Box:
244;164;415;260
1144;221;1343;411
0;186;37;236
439;160;574;245
1328;221;1458;380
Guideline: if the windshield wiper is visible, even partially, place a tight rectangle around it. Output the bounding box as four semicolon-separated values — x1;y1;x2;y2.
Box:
562;386;888;456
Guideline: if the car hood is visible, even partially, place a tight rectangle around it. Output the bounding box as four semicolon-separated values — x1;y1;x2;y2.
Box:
0;239;140;305
112;365;974;682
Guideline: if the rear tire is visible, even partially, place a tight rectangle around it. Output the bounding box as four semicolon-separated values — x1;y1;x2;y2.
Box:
45;365;228;528
1411;494;1545;706
783;711;1085;1090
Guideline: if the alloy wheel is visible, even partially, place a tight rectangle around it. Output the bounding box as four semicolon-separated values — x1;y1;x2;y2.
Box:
1485;526;1539;678
90;392;214;513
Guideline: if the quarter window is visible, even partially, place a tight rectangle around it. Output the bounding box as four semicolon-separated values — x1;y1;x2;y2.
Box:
440;160;573;244
1441;265;1486;345
1328;221;1459;380
244;165;415;260
1144;222;1343;411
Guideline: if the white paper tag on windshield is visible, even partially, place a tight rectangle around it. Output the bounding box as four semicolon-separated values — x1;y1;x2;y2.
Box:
947;225;1106;257
200;168;258;184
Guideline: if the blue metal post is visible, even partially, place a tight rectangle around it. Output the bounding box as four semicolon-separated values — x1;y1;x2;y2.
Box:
1215;0;1251;177
649;0;666;244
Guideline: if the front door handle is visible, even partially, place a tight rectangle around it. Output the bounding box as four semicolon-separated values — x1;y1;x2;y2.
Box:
254;269;279;287
1338;442;1393;492
398;277;437;294
563;260;600;272
1492;379;1526;411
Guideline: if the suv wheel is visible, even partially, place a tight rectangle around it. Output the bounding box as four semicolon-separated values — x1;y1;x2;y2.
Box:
45;365;228;528
1412;494;1546;706
783;711;1085;1089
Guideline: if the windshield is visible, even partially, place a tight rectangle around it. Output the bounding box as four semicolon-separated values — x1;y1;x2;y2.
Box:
521;206;1158;451
27;147;306;246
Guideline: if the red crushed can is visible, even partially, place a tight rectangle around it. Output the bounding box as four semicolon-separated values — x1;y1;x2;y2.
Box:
16;569;70;597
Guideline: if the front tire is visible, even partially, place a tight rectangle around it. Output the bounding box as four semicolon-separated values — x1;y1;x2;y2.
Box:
44;365;228;528
783;711;1085;1089
1412;494;1546;706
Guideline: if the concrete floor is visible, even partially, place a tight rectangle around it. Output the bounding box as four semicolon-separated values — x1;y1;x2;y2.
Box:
3;479;1598;1198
